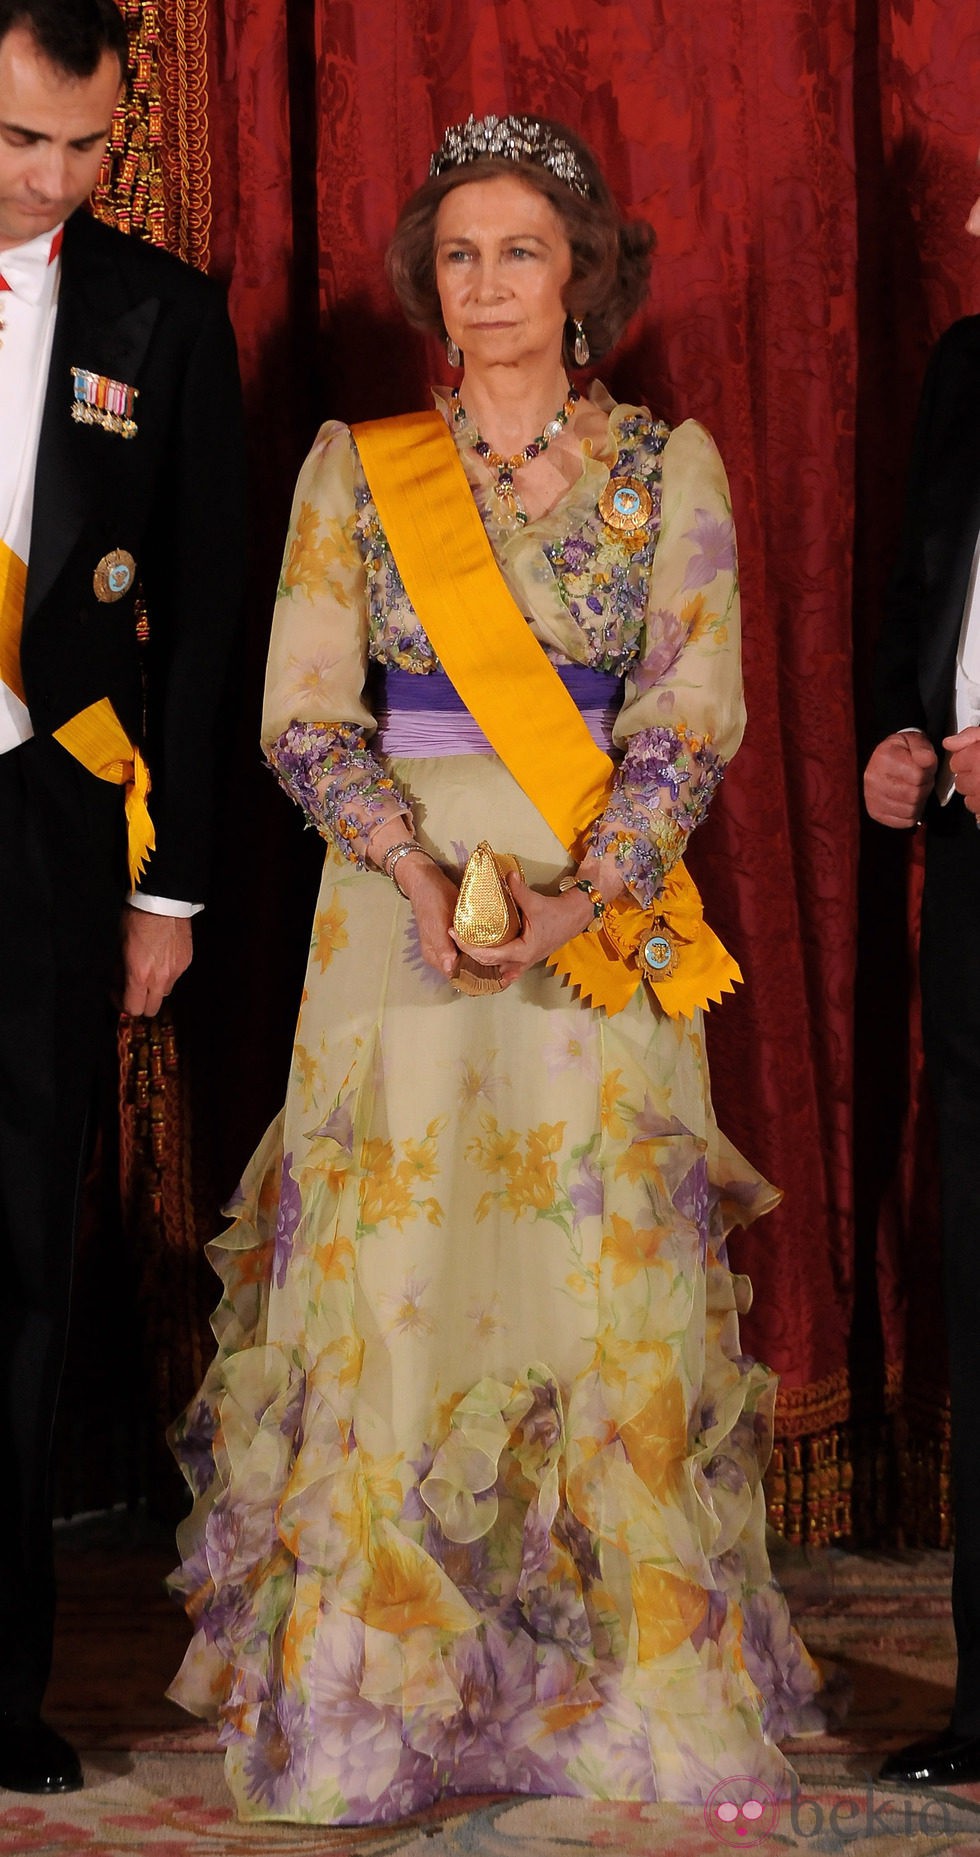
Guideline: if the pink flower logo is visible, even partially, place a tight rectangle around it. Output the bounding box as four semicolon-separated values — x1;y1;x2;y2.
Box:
704;1778;781;1846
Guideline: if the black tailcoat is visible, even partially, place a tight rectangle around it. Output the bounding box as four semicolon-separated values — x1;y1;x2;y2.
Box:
874;316;980;1735
0;207;244;1714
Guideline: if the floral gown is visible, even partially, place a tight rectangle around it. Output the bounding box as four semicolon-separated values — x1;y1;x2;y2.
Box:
168;387;821;1824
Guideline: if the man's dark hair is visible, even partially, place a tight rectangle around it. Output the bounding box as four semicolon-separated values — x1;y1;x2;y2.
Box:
0;0;129;79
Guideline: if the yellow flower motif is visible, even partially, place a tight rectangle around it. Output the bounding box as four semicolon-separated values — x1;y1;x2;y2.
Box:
326;1331;364;1389
600;1071;629;1139
311;1232;354;1282
632;1562;707;1660
603;1212;668;1284
280;501;356;603
290;1042;319;1106
402;1117;445;1182
526;1121;565;1161
502;1156;558;1217
681;591;716;644
356;1452;404;1520
619;1379;688;1501
466;1116;520;1175
311;897;349;973
362;1532;473;1636
614;1140;667;1187
591;1330;672;1400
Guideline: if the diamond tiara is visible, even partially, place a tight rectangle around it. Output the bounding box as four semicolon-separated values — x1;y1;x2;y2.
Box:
429;115;592;198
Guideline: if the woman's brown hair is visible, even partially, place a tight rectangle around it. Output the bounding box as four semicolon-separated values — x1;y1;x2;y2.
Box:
386;120;654;365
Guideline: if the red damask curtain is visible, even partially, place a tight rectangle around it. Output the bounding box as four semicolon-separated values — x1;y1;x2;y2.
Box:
162;0;979;1543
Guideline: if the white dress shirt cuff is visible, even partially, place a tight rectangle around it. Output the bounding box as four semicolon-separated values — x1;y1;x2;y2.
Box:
128;893;204;917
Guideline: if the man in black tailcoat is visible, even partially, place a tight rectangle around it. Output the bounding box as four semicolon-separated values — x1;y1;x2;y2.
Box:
865;185;980;1786
0;0;243;1794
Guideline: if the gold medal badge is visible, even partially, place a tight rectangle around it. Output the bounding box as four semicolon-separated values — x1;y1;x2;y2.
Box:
599;475;653;548
93;549;137;603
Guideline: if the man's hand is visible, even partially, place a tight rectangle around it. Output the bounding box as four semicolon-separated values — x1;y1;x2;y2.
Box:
863;730;937;828
945;726;980;817
119;908;193;1018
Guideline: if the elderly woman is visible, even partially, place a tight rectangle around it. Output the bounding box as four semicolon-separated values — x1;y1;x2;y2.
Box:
169;116;820;1824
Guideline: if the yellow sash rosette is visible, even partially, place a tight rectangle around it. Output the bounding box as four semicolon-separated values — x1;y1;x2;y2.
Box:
352;411;740;1018
54;696;156;889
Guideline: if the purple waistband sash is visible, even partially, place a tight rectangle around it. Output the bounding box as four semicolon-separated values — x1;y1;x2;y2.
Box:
373;664;623;759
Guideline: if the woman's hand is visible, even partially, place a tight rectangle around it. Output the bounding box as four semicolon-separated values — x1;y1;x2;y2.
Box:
396;853;460;980
454;874;595;987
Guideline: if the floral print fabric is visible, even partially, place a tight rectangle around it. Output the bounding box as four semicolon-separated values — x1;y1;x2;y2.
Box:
168;398;820;1826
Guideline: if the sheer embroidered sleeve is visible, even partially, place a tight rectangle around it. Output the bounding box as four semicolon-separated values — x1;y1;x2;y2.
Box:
261;422;411;862
588;420;744;906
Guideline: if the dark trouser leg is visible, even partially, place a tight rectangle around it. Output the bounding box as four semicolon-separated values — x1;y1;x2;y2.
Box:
0;749;112;1715
921;799;980;1736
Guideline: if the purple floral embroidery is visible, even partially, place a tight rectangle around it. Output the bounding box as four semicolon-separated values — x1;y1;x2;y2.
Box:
265;720;410;865
591;726;727;906
273;1156;302;1289
680;508;736;592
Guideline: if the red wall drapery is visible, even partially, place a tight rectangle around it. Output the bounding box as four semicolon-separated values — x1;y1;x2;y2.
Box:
187;0;980;1539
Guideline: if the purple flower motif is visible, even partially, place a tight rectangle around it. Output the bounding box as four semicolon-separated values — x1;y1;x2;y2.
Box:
306;1609;434;1818
309;1094;354;1151
402;913;448;990
624;725;687;799
521;1380;563;1455
405;1623;550;1794
690;1587;727;1651
740;1586;822;1739
401;1444;434;1523
519;1508;553;1584
569;1154;603;1227
586;594;603;615
703;1453;746;1496
273;1156;302;1289
674;1155;710;1250
554;1508;602;1589
635;609;687;691
633;1096;687;1143
240;1701;311;1813
560;534;592;573
521;1580;593;1663
680;508;736;591
174;1398;218;1497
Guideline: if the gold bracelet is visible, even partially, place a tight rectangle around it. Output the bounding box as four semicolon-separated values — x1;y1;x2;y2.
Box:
558;875;607;933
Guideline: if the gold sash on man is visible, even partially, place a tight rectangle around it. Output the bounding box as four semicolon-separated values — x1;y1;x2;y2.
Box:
0;537;28;704
353;410;740;1018
1;537;154;887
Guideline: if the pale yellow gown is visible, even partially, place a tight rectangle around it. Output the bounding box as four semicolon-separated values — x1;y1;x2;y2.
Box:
168;389;820;1824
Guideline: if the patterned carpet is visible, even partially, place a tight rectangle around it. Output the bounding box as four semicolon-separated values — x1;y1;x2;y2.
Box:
4;1521;980;1854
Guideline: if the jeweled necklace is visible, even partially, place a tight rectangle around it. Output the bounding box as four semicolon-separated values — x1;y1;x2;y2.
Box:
451;382;580;525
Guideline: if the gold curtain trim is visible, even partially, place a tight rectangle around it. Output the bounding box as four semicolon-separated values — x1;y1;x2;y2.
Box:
92;0;211;269
773;1367;851;1439
159;0;212;268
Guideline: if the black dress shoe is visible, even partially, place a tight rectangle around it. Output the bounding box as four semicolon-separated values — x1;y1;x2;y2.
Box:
0;1713;83;1794
880;1726;980;1787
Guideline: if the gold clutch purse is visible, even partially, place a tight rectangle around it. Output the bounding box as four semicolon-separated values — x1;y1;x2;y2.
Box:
451;842;524;995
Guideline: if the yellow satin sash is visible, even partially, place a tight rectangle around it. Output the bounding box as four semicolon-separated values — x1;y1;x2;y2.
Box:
352;410;740;1018
0;538;28;703
54;697;156;889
